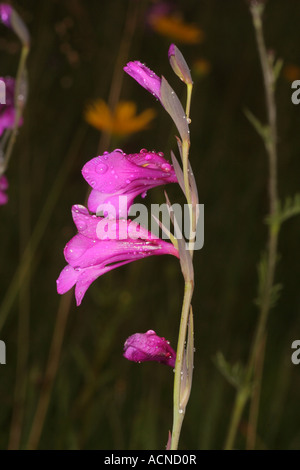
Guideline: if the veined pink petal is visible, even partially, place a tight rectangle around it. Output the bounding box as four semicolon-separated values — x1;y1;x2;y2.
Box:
56;265;80;295
72;204;157;241
87;190;134;219
124;61;161;100
57;206;179;305
82;149;177;217
74;260;132;306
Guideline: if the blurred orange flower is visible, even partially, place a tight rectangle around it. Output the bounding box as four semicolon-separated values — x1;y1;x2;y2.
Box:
283;64;300;82
84;100;156;136
149;14;204;44
192;58;211;78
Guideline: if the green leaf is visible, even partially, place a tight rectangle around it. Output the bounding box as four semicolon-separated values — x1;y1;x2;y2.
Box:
213;352;247;390
266;193;300;227
244;108;269;142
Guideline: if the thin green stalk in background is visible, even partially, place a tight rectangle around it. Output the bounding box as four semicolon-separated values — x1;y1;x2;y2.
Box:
224;1;279;450
25;0;141;449
0;125;87;334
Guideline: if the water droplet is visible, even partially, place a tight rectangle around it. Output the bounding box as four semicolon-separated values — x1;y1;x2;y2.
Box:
126;179;131;184
140;148;147;153
161;163;171;172
95;163;108;174
187;118;191;124
145;154;152;161
78;222;87;231
141;191;147;198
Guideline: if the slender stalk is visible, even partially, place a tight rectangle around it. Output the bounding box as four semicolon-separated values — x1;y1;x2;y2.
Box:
0;45;29;175
185;83;193;124
0;125;87;333
224;386;250;450
171;280;193;450
170;79;197;449
224;2;279;450
97;0;140;154
8;142;31;450
25;1;140;449
26;292;73;449
246;333;266;450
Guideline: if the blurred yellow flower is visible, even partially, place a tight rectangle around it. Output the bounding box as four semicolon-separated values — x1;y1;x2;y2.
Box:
283;64;300;82
84;100;156;136
149;15;204;44
192;58;211;78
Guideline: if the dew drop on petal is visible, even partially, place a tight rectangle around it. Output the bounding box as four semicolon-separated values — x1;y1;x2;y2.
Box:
95;163;108;174
161;163;171;172
78;222;87;231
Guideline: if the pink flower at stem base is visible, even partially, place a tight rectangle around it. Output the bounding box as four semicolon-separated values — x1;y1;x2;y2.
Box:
82;148;177;217
123;330;176;367
56;205;179;306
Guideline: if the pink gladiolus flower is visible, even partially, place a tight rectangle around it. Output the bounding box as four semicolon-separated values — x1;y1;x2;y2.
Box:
0;174;8;205
123;330;176;367
0;3;12;27
0;77;23;136
124;61;162;101
56;205;179;306
82;148;177;217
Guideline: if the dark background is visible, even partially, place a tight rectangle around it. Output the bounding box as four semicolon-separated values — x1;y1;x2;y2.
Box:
0;0;300;449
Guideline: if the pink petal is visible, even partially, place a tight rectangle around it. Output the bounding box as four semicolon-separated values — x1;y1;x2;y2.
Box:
56;265;79;294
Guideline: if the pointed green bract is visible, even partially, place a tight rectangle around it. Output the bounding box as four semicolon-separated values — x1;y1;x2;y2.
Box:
160;76;190;144
168;44;193;85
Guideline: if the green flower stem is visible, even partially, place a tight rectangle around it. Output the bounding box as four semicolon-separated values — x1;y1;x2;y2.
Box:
224;386;250;450
185;83;193;125
171;279;194;450
224;2;279;450
170;80;196;450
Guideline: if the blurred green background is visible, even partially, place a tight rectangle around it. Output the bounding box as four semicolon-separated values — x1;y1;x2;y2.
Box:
0;0;300;450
